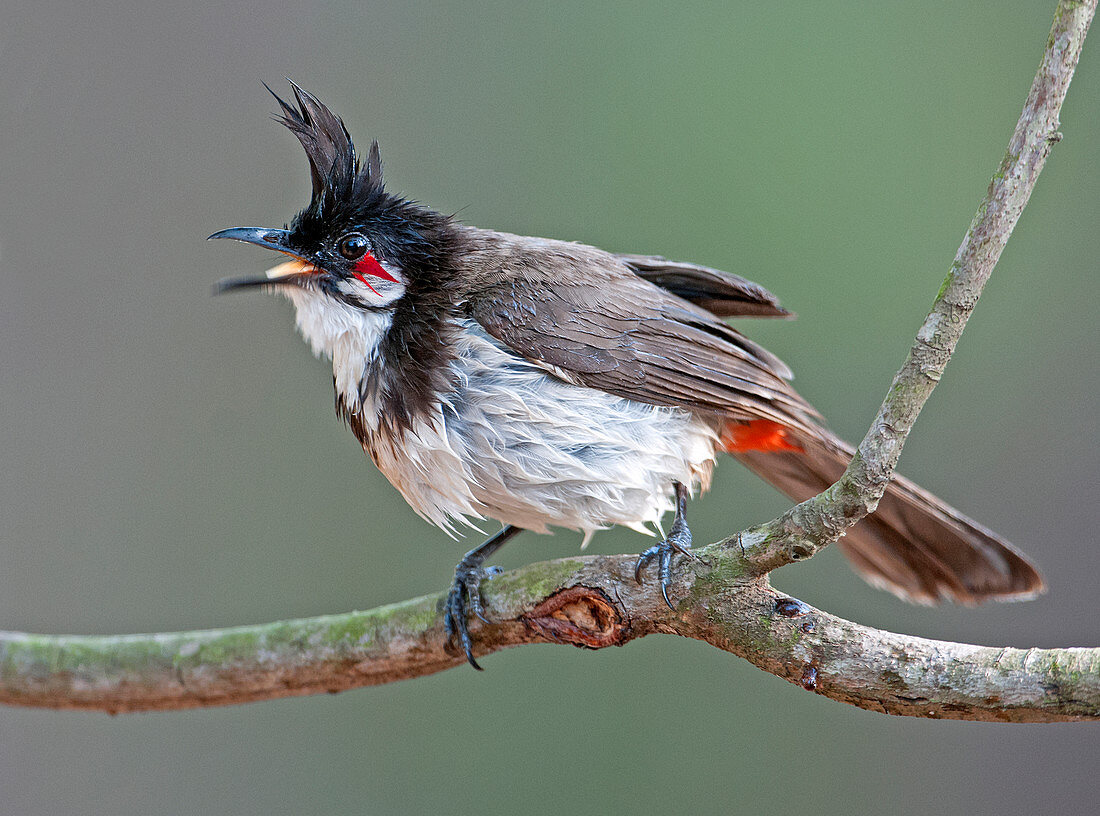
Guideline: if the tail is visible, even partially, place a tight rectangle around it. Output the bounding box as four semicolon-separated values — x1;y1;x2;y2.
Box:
723;420;1044;604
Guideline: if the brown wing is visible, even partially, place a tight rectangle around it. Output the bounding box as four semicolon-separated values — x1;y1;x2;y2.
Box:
616;253;794;318
459;228;1044;605
460;229;820;434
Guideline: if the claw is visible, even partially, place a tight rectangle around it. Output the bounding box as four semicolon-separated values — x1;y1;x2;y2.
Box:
442;526;522;670
444;577;483;670
634;546;659;583
470;581;492;625
634;481;695;609
660;582;674;610
445;564;499;669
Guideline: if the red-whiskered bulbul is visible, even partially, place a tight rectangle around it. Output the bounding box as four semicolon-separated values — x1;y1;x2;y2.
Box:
211;83;1043;668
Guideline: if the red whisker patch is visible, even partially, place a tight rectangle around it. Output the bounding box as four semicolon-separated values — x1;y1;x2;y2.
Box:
355;253;398;284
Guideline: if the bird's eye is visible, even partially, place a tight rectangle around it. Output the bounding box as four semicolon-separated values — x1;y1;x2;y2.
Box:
337;232;370;261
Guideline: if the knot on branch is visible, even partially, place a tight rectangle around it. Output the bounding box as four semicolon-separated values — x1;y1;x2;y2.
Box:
523;586;626;648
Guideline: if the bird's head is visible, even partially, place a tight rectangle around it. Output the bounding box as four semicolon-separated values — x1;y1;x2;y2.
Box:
210;83;466;429
210;82;455;320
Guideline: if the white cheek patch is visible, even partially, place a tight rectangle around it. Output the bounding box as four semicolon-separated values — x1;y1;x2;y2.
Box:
340;262;406;307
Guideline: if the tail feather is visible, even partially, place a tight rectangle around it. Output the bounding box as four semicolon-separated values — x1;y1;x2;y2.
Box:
727;428;1044;604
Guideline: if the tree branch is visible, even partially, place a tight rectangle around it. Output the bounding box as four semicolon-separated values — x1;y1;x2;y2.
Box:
2;550;1098;720
740;0;1096;573
0;0;1095;720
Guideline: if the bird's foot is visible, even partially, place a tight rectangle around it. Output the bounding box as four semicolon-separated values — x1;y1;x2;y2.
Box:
634;517;696;609
443;559;504;670
440;525;522;670
635;481;696;609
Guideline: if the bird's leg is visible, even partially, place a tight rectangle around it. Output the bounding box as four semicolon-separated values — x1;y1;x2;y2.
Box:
444;524;523;670
634;481;696;609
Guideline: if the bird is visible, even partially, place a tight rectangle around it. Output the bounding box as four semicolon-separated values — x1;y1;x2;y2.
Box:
210;82;1043;669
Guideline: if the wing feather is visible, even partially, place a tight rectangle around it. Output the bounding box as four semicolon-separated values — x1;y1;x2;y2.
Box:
459;229;818;433
616;253;793;318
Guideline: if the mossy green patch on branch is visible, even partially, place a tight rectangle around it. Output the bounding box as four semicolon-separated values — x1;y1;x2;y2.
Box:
2;633;181;680
483;558;586;610
688;547;748;603
934;270;954;302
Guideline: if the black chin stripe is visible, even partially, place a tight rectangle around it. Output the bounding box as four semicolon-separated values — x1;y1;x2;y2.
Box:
334;291;395;312
316;277;394;312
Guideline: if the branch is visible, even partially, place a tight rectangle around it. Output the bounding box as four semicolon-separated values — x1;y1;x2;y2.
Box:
741;0;1096;572
2;550;1098;720
0;0;1095;720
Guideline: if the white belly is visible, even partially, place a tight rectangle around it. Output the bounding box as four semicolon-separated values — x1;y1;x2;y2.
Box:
362;322;719;541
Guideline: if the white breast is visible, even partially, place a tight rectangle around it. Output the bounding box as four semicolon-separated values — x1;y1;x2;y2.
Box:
358;321;719;542
284;284;719;541
283;286;393;417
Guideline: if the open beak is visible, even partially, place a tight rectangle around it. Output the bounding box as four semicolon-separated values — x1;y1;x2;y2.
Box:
208;227;317;293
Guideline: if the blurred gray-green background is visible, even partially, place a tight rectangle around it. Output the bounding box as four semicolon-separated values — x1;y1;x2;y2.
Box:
1;1;1097;814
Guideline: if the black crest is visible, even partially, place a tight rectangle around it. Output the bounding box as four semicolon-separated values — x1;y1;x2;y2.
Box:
267;81;384;215
263;83;470;438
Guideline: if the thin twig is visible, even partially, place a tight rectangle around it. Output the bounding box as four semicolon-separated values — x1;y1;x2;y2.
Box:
741;0;1095;572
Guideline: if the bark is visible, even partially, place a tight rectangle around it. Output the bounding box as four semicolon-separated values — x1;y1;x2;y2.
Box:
0;0;1095;721
2;551;1097;721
